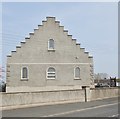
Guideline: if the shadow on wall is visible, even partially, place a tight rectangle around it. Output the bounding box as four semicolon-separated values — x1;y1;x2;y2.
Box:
0;80;6;92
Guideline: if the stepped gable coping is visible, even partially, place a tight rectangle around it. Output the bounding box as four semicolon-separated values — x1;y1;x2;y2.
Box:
16;46;21;48
38;25;42;27
34;28;38;31
6;17;93;60
76;43;80;45
80;48;85;49
21;41;25;44
72;39;76;41
88;56;93;58
11;51;16;52
55;21;60;23
46;16;55;19
68;35;72;37
42;20;47;22
7;55;12;57
59;26;64;27
64;30;68;32
25;37;30;39
85;52;89;54
29;32;34;35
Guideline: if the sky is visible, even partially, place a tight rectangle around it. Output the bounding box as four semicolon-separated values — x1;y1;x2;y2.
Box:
1;2;118;80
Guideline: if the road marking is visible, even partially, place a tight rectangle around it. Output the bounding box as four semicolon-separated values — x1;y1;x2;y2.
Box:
42;102;119;117
109;114;119;117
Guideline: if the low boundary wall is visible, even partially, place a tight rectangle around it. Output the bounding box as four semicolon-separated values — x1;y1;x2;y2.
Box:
90;87;119;101
1;87;119;110
1;89;85;110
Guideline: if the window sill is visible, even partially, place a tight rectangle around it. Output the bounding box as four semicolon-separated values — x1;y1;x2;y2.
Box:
48;49;55;52
74;78;81;80
21;78;29;81
47;78;56;80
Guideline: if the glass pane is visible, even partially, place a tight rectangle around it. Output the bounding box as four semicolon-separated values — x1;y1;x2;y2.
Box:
48;76;55;78
22;67;28;78
49;39;54;49
48;67;55;72
75;67;80;78
47;67;56;79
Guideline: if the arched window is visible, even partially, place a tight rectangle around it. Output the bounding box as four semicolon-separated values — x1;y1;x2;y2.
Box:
48;39;54;49
47;67;56;79
74;67;80;79
21;67;28;79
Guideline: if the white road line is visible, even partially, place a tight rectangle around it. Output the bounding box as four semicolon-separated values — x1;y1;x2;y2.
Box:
110;114;119;117
42;102;118;117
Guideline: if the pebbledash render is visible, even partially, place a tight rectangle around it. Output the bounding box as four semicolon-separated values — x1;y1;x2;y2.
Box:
6;17;95;92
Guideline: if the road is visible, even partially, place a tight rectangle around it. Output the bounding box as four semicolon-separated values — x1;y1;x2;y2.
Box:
2;97;119;117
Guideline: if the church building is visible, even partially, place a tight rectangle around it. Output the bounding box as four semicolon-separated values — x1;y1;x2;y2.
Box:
6;17;94;92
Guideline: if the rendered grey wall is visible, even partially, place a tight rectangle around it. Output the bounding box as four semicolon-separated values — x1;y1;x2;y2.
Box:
6;17;94;92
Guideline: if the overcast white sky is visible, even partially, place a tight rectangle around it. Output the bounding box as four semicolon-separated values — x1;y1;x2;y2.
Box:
1;2;118;79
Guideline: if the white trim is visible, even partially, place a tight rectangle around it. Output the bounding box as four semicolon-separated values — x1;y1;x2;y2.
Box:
48;49;55;51
8;63;92;65
21;66;29;80
74;67;81;80
46;67;56;80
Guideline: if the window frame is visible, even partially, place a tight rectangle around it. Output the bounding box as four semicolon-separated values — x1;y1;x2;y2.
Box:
74;67;81;80
46;67;56;79
48;39;55;51
21;66;29;80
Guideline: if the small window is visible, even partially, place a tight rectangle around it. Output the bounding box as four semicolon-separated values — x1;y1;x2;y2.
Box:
74;67;80;79
21;67;28;80
48;39;54;50
47;67;56;79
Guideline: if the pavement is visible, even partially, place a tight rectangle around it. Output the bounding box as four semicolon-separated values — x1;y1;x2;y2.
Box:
2;97;119;117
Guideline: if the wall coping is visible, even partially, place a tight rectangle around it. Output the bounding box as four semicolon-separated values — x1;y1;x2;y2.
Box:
1;88;84;94
90;87;119;90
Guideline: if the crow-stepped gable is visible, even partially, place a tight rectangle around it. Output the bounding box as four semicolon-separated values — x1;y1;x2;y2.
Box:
6;17;94;92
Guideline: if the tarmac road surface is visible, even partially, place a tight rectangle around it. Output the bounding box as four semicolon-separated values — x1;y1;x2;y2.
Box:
2;97;119;117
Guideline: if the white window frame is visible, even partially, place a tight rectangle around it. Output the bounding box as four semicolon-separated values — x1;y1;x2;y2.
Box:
48;39;55;51
46;67;56;79
21;66;29;80
74;67;81;80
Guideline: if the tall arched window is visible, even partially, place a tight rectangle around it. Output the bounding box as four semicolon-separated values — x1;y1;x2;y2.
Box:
48;39;54;49
74;67;80;79
47;67;56;79
21;67;28;79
